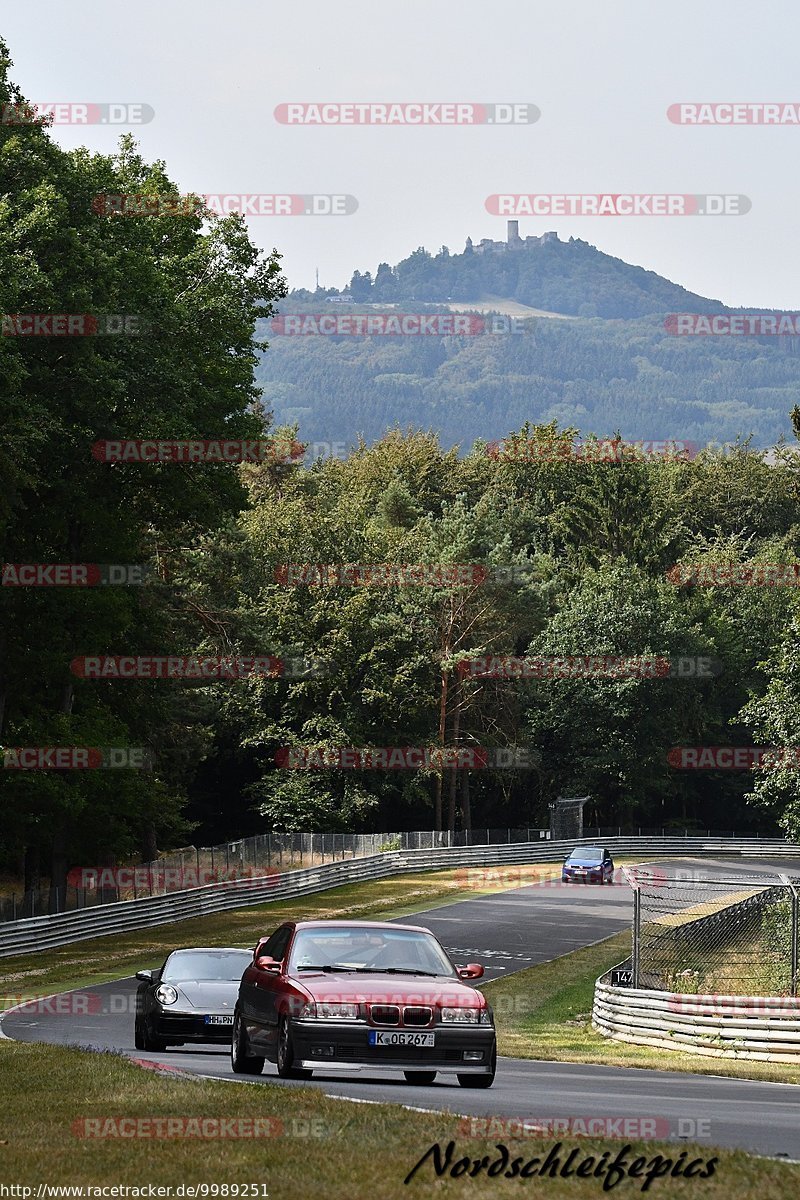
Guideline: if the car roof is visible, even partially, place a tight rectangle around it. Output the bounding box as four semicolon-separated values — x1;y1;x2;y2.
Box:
167;946;251;954
289;920;432;934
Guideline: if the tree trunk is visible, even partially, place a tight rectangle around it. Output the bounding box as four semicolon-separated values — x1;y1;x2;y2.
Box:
447;675;461;832
435;666;448;831
141;822;158;864
461;769;471;832
49;824;68;914
0;626;7;737
23;844;40;895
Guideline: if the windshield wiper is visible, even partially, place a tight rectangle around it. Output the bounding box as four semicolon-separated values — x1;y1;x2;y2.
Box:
357;968;441;976
296;964;366;972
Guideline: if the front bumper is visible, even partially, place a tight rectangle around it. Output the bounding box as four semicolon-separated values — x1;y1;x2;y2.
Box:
154;1011;235;1043
290;1020;496;1074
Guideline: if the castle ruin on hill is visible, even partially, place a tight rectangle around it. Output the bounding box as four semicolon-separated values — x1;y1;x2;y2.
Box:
468;220;558;255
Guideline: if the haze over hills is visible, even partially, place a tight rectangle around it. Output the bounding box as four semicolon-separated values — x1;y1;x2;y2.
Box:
255;226;800;452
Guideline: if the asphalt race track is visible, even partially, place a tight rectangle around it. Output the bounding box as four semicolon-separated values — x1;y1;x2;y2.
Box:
4;857;800;1159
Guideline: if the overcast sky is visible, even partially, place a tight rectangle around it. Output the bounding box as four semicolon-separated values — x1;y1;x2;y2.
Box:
4;1;799;307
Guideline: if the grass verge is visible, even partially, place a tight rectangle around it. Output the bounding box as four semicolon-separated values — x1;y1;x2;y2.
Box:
1;863;799;1192
483;931;800;1085
0;1040;797;1198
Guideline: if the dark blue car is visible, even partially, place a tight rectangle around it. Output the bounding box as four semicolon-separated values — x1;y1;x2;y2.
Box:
562;846;615;885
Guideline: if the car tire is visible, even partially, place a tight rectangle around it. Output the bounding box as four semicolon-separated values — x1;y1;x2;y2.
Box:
231;1013;265;1075
134;1017;146;1051
457;1044;496;1089
403;1071;437;1085
139;1019;167;1052
276;1016;313;1080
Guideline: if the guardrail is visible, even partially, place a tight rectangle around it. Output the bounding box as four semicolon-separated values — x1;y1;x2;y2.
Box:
593;876;800;1061
2;835;800;959
593;973;800;1062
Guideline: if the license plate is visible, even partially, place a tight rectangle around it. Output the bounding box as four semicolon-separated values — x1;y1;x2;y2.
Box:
368;1030;434;1047
205;1014;234;1025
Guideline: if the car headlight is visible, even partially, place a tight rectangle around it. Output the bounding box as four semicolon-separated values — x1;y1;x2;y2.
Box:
441;1006;480;1024
479;1009;494;1026
155;984;178;1005
313;1002;360;1020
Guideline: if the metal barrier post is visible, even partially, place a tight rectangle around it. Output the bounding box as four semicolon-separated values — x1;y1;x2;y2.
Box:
792;888;799;998
782;875;800;996
632;881;641;988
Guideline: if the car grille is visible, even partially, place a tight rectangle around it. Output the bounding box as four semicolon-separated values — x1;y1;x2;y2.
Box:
367;1004;433;1027
403;1006;432;1027
369;1004;400;1025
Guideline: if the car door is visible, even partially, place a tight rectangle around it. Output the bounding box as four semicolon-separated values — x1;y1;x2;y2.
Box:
245;924;293;1054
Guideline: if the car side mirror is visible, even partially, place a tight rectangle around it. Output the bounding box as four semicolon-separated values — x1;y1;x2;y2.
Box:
457;963;484;980
135;970;152;983
255;955;281;972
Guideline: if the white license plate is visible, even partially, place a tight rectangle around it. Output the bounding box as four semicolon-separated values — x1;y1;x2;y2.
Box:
368;1030;434;1047
205;1014;234;1025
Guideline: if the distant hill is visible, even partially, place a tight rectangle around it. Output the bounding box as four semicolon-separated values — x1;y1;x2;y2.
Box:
255;229;800;451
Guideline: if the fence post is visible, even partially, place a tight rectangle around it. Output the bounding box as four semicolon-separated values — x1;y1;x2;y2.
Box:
632;883;641;989
793;889;799;997
781;876;799;996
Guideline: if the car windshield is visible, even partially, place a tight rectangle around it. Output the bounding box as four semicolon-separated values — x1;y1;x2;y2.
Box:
288;927;457;976
162;950;252;982
569;848;604;863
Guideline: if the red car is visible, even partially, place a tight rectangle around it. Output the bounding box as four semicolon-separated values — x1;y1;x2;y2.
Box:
231;919;496;1087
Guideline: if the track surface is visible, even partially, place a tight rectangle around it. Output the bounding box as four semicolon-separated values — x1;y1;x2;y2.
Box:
4;857;800;1158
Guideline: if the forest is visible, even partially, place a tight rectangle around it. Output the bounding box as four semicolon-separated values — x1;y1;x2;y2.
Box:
4;40;800;894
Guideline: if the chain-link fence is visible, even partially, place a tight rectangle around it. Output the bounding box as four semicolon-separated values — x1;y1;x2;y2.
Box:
0;826;552;923
629;867;800;996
